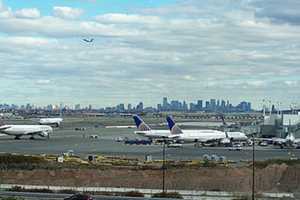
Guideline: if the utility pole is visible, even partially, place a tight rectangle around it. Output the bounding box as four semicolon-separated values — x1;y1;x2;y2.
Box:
252;133;255;200
162;140;166;193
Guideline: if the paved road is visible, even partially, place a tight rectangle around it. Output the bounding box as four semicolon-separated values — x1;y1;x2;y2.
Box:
0;126;299;162
0;191;273;200
0;191;235;200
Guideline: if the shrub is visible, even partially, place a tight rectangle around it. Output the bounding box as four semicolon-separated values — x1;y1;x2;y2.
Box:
0;197;24;200
152;192;183;199
58;189;76;194
8;186;53;193
202;160;217;167
122;191;144;197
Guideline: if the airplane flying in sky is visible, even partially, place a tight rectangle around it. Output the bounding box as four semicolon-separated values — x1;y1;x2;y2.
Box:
83;38;94;43
0;123;53;140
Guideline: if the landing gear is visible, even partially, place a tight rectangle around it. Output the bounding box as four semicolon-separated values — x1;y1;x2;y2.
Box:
194;142;202;148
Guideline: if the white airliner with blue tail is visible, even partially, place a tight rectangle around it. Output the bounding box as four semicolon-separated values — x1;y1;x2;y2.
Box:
166;115;230;143
133;115;170;138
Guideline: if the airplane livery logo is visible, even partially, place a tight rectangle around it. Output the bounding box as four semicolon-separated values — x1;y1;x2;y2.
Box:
166;116;183;135
138;123;151;131
133;115;151;131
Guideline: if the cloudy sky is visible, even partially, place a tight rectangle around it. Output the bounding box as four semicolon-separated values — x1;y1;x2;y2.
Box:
0;0;300;109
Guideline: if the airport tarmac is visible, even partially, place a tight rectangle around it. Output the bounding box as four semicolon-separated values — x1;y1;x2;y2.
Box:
0;125;299;162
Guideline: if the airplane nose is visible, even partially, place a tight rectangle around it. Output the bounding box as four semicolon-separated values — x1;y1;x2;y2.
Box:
47;127;53;139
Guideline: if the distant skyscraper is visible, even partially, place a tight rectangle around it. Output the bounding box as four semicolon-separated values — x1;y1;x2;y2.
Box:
136;102;143;112
127;104;132;111
221;100;226;109
75;104;81;110
197;100;203;111
190;103;196;112
163;97;169;110
205;101;210;110
210;99;216;111
183;101;188;111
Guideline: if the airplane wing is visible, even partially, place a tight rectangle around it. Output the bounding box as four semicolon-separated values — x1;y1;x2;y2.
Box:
0;126;11;131
167;134;181;139
255;138;273;142
272;138;286;143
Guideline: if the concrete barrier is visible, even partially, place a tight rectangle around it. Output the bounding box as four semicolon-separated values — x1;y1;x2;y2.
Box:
0;184;294;199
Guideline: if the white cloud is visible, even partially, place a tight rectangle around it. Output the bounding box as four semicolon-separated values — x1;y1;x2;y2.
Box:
53;6;83;19
15;8;40;19
0;0;12;18
284;80;298;87
0;0;300;107
183;75;195;81
37;79;51;84
95;13;161;24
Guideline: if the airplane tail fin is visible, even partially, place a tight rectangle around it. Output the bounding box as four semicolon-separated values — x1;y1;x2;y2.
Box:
166;115;183;135
286;132;295;141
133;115;151;131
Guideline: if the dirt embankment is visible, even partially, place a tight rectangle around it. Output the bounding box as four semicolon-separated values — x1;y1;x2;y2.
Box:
1;164;300;192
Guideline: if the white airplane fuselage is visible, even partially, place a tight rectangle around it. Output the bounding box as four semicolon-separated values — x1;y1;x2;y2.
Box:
227;132;248;141
0;125;53;138
176;129;226;142
39;118;63;127
134;130;170;138
135;129;248;143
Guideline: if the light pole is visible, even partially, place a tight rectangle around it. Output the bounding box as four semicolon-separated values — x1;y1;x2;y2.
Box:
252;133;255;200
162;140;166;193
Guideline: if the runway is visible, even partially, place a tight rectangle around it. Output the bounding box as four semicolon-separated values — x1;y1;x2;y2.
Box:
0;125;299;162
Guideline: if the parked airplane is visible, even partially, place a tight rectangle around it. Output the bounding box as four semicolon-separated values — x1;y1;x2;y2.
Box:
259;132;300;148
166;115;230;144
0;124;53;140
133;115;170;138
218;114;248;141
39;117;63;127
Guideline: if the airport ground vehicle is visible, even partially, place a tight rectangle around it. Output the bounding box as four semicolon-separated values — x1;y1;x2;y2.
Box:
64;193;93;200
167;143;183;148
259;141;268;146
229;144;242;151
124;139;152;145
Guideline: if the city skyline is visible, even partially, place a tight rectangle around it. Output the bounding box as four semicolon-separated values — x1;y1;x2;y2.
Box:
0;97;289;112
1;0;300;108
